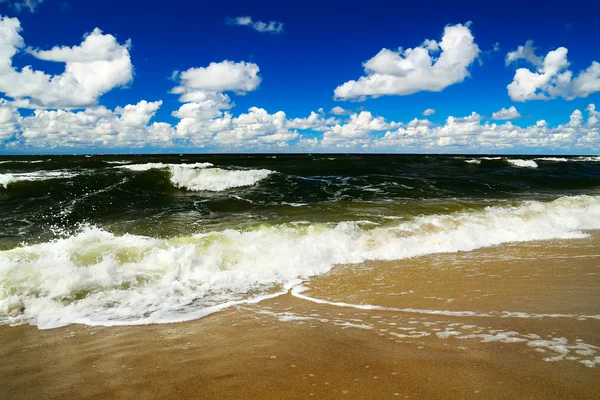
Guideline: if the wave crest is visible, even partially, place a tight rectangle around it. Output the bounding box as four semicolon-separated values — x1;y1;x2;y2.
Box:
1;195;599;329
0;171;78;188
506;159;538;168
119;162;271;192
170;167;272;192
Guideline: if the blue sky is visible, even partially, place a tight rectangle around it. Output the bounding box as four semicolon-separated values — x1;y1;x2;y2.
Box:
0;0;599;153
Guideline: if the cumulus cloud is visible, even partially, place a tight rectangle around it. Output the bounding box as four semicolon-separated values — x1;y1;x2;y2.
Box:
333;23;480;100
175;106;336;148
13;100;174;148
167;60;332;148
422;108;435;116
505;40;542;66
226;16;283;34
586;104;599;127
491;106;521;120
287;110;337;131
213;107;297;146
375;107;598;152
506;41;600;101
171;60;261;96
329;106;351;115
0;0;44;13
322;111;398;146
1;97;598;153
0;16;132;108
170;60;264;142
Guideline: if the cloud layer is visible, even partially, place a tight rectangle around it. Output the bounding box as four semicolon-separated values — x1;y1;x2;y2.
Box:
1;96;597;154
0;16;597;154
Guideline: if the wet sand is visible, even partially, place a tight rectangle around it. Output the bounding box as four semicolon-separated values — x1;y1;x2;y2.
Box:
1;234;599;399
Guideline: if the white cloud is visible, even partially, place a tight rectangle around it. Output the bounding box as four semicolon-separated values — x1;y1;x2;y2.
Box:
226;16;283;34
0;100;18;140
329;106;350;115
586;104;599;127
0;0;44;13
506;42;600;101
171;60;261;96
375;107;598;152
333;23;480;100
213;107;297;146
166;59;325;148
322;111;398;146
176;107;334;148
491;106;521;120
422;108;435;116
505;40;542;66
0;17;132;108
1;97;598;153
287;110;337;131
170;60;263;141
15;100;173;148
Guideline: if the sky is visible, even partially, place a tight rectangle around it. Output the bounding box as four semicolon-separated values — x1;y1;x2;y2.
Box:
0;0;599;154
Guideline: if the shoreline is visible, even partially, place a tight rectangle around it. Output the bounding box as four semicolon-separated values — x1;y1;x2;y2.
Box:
1;234;599;399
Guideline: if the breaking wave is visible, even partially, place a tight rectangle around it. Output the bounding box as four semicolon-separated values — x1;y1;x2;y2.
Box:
0;171;78;188
120;162;272;192
506;159;538;168
1;195;599;329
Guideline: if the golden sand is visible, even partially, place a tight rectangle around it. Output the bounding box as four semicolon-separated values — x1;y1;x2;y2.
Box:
1;234;599;399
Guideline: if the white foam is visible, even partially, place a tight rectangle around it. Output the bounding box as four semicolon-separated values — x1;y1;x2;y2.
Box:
291;287;600;321
506;159;538;168
465;159;481;164
1;195;600;329
118;162;213;171
169;166;272;192
119;162;271;192
0;159;48;164
104;161;132;165
535;157;569;162
0;171;78;188
574;156;600;162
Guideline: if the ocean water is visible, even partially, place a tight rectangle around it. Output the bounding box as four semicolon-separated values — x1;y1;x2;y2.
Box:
0;154;599;329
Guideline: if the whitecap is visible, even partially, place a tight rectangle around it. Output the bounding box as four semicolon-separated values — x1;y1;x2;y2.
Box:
170;166;272;192
506;159;538;168
1;194;599;329
0;171;78;188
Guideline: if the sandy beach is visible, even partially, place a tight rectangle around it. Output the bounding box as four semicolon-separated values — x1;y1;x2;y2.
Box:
2;233;599;399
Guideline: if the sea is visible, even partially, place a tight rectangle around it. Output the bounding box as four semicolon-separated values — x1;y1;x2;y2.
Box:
0;154;599;329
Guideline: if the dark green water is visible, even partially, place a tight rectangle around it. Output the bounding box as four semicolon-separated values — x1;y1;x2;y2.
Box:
1;154;599;328
1;154;598;248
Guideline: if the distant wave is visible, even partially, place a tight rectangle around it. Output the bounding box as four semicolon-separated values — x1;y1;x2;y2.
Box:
104;160;133;165
535;157;569;162
506;159;538;168
119;162;271;192
1;194;599;329
462;157;538;168
0;171;78;188
574;156;600;162
170;166;272;192
118;162;213;171
463;156;600;165
0;159;49;165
